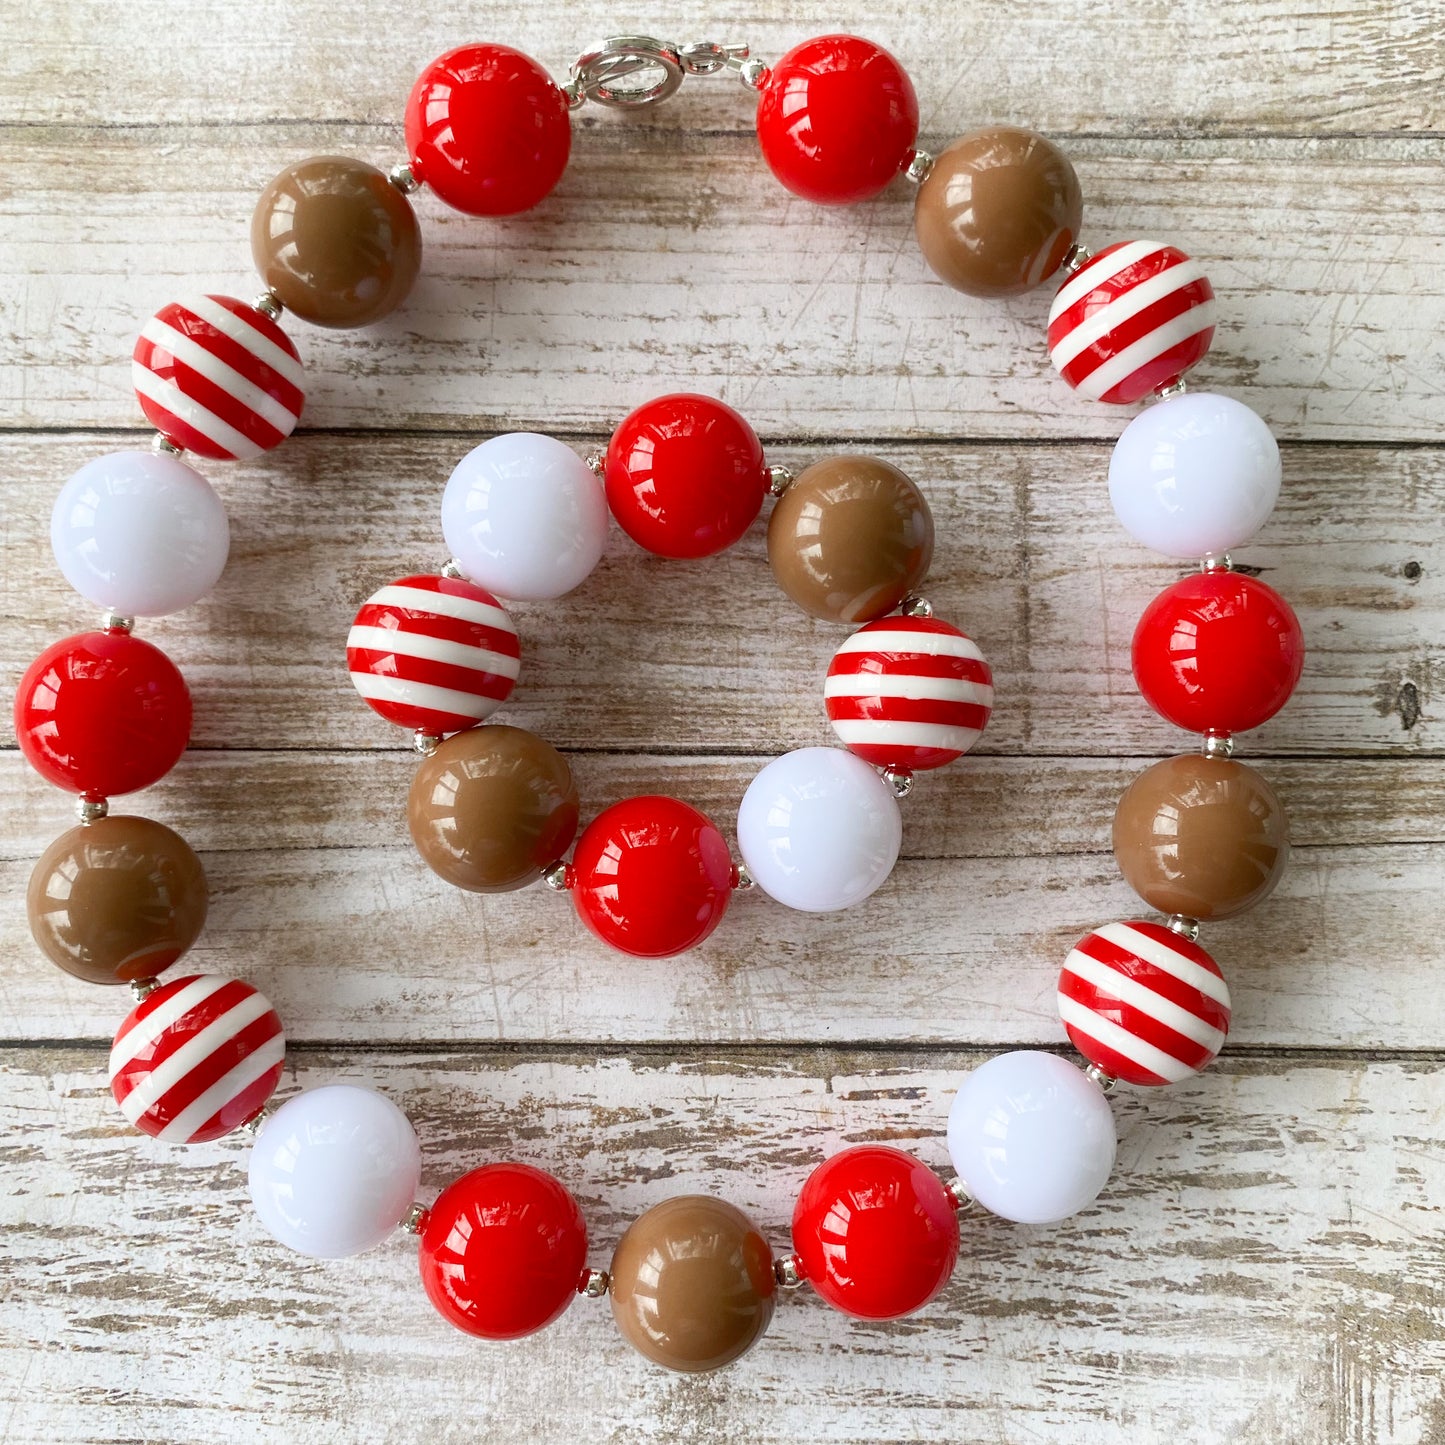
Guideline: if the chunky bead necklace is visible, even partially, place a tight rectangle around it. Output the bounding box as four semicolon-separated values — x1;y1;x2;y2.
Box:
17;32;1304;1372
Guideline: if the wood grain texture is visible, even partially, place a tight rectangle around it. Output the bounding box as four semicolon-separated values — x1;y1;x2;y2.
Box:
3;0;1442;1439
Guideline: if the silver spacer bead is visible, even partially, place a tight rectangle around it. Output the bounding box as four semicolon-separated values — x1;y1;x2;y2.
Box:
100;610;134;633
899;594;933;619
1155;378;1189;401
732;861;755;891
738;56;770;90
767;464;793;498
563;78;587;110
1200;552;1234;574
413;730;441;757
585;450;606;479
1082;1063;1118;1095
542;861;572;892
1202;731;1235;759
388;162;421;195
128;976;161;1004
1061;243;1093;275
399;1202;430;1236
1166;914;1201;943
773;1252;805;1289
150;433;184;456
250;289;283;321
903;149;935;185
235;1102;276;1139
440;558;465;579
578;1267;610;1298
943;1177;972;1211
883;766;914;799
77;796;109;825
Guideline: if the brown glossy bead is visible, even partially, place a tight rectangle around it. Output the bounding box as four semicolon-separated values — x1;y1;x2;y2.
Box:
767;455;934;622
609;1196;777;1373
408;725;579;893
1113;755;1289;922
251;155;422;328
26;816;207;985
914;127;1082;297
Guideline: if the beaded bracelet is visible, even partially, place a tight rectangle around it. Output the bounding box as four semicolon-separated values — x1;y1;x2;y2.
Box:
15;31;1306;1372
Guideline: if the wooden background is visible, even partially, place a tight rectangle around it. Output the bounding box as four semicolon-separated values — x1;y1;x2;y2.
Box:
2;0;1442;1440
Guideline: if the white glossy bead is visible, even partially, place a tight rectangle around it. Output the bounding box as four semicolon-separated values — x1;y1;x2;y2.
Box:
248;1085;421;1258
946;1051;1115;1224
1108;392;1281;559
442;432;608;600
51;450;229;615
736;746;902;912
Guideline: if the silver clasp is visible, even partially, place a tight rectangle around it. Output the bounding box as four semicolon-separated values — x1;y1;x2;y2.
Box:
568;36;749;108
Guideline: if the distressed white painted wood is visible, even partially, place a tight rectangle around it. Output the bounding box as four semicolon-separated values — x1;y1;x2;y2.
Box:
1;0;1442;1440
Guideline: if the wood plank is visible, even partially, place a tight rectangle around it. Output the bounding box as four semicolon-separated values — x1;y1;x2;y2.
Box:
1;841;1439;1049
3;435;1439;759
2;133;1442;442
3;0;1440;134
2;1046;1442;1444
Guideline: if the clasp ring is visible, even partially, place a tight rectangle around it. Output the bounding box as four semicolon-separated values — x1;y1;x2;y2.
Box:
570;37;686;108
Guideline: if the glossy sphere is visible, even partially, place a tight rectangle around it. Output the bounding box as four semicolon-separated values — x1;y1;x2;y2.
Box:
792;1146;959;1319
946;1051;1116;1224
110;974;285;1142
736;748;901;912
768;455;933;622
14;631;190;798
26;816;207;985
610;1196;776;1372
51;451;229;616
249;1085;422;1258
1113;754;1289;921
1132;572;1304;734
571;796;733;957
408;725;579;892
347;574;519;735
1108;393;1281;559
406;44;571;216
755;35;918;205
442;433;608;600
604;393;768;558
132;294;304;459
251;156;422;328
825;615;993;770
914;128;1082;297
1058;920;1231;1087
419;1163;587;1339
1048;240;1216;404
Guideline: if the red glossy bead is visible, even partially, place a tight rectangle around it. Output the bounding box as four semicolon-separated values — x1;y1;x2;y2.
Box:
405;43;571;216
571;795;733;957
1132;571;1305;735
792;1145;959;1319
755;35;919;205
14;631;191;798
604;393;768;558
419;1162;587;1339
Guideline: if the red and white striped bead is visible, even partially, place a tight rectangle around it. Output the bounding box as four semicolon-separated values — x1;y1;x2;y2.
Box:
132;295;304;460
1047;241;1215;404
1057;920;1231;1087
824;616;993;771
347;573;520;735
109;975;285;1142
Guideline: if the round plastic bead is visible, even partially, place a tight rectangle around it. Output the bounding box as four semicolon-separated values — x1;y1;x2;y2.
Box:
604;393;768;558
946;1051;1116;1224
755;35;919;205
27;816;207;985
405;44;571;216
442;433;608;600
419;1162;588;1339
132;295;304;459
571;795;733;957
825;615;993;770
736;747;901;912
248;1085;422;1258
1058;920;1231;1086
1108;393;1281;559
347;574;519;736
110;974;285;1142
14;631;191;798
1048;240;1216;404
51;451;230;616
1132;571;1304;735
792;1146;959;1319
